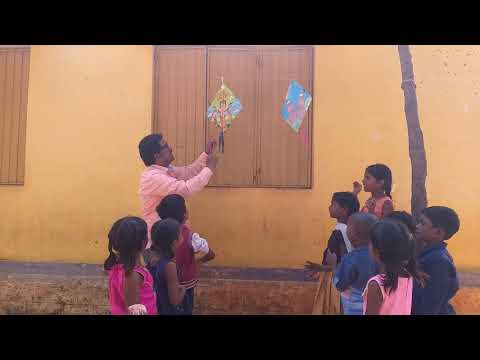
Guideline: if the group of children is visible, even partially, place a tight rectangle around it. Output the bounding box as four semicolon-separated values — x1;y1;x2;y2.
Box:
104;160;460;316
306;164;460;315
104;194;215;315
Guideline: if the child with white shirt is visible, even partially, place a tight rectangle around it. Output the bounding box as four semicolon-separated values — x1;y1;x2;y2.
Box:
154;194;215;315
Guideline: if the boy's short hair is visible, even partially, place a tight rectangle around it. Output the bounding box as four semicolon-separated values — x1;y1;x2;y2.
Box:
350;212;378;236
422;206;460;240
157;194;187;224
385;211;416;233
332;192;360;216
139;134;163;166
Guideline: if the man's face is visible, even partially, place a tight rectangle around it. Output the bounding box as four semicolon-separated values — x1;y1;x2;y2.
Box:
156;139;174;166
415;214;441;244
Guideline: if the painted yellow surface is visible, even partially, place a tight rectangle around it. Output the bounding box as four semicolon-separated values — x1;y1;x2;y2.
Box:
0;46;153;262
0;45;479;271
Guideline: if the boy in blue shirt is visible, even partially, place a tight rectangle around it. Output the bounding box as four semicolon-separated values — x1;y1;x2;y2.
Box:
327;212;378;315
412;206;460;315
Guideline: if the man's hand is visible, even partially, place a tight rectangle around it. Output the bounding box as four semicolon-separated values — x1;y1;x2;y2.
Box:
206;154;218;171
206;139;217;155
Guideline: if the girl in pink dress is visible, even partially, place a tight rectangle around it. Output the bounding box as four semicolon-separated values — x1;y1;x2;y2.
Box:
104;217;157;315
353;164;394;218
363;220;425;315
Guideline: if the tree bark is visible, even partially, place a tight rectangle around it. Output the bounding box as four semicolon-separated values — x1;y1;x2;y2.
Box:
398;45;428;221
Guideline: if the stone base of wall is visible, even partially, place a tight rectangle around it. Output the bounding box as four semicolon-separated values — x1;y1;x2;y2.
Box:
0;277;317;315
0;277;110;315
194;279;317;315
0;261;479;315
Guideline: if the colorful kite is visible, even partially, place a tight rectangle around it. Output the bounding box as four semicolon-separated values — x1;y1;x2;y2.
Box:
207;77;242;153
281;80;312;133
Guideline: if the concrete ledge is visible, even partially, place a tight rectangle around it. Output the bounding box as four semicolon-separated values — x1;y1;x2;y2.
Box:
1;261;480;286
0;261;318;282
0;261;479;315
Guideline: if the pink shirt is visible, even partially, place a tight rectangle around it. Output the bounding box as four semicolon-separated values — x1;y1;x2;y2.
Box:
362;274;413;315
361;196;393;218
108;264;157;315
139;152;213;248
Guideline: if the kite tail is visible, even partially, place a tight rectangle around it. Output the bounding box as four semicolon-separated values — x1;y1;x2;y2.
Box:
219;130;225;153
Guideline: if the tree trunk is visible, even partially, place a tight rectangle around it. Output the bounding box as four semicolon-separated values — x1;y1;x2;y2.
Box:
398;45;428;221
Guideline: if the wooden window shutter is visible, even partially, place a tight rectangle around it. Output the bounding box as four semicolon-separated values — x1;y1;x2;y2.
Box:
153;46;207;165
152;46;313;188
0;47;30;185
256;46;313;188
206;47;258;187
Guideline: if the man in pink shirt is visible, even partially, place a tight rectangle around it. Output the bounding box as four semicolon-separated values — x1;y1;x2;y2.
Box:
138;134;217;247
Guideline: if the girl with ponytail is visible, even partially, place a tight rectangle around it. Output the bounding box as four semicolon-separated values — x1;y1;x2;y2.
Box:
363;220;426;315
104;216;157;315
353;164;394;218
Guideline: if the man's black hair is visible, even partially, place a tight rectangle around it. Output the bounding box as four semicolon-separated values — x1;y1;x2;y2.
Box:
138;134;163;166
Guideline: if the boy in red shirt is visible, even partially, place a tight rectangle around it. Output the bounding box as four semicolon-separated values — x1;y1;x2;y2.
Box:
155;194;215;315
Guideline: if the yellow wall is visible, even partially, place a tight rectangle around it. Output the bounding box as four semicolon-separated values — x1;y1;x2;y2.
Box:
0;46;153;262
1;45;479;271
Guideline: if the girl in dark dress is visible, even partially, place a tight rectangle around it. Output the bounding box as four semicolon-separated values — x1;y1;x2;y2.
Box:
145;218;186;315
